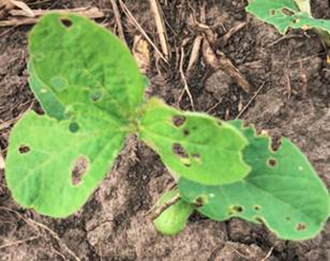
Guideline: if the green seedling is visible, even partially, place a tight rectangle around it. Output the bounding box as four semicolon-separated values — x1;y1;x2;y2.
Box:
246;0;330;61
5;13;330;240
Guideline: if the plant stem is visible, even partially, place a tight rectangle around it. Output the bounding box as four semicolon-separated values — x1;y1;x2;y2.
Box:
150;194;181;220
294;0;330;61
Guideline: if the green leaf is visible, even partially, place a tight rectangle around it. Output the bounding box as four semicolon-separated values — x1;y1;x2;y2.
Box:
178;121;330;240
246;0;330;34
5;111;125;217
139;98;251;186
153;190;194;236
29;13;146;121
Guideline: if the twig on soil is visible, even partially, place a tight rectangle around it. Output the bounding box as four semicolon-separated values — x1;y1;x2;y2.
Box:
0;100;34;131
283;49;292;99
186;35;203;76
188;2;252;94
109;0;126;46
0;117;20;131
238;94;243;113
0;207;81;261
206;100;222;114
268;34;304;48
260;247;274;261
178;47;195;110
0;24;15;37
200;0;206;23
222;21;247;46
12;0;35;17
0;0;14;19
118;0;168;64
289;52;326;64
149;0;170;59
235;82;265;119
225;107;230;120
133;35;150;74
227;244;251;259
0;152;5;170
27;218;81;261
202;40;253;95
299;61;307;98
144;181;177;217
192;16;216;44
0;235;40;250
0;7;104;27
285;72;292;99
149;193;181;221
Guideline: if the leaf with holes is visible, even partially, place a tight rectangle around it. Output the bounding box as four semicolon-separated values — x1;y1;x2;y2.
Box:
139;98;251;186
246;0;330;34
6;110;125;217
5;13;143;217
178;121;330;240
29;13;146;122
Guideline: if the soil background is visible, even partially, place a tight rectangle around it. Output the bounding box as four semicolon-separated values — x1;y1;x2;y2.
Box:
1;0;330;260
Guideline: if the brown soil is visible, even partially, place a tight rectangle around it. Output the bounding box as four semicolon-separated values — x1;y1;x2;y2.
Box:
1;0;330;260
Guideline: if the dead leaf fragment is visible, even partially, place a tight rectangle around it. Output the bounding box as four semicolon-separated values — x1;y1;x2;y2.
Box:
0;153;5;170
11;0;34;17
133;35;150;74
0;0;15;19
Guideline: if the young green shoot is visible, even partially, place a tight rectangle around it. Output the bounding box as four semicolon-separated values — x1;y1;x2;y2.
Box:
5;13;330;240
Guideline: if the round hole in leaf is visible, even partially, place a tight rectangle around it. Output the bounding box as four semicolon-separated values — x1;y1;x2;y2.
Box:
183;129;190;136
268;158;277;167
18;145;30;154
172;115;186;127
296;223;307;231
194;196;207;207
71;156;89;185
60;18;73;28
254;205;261;211
69;122;79;133
229;205;244;214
